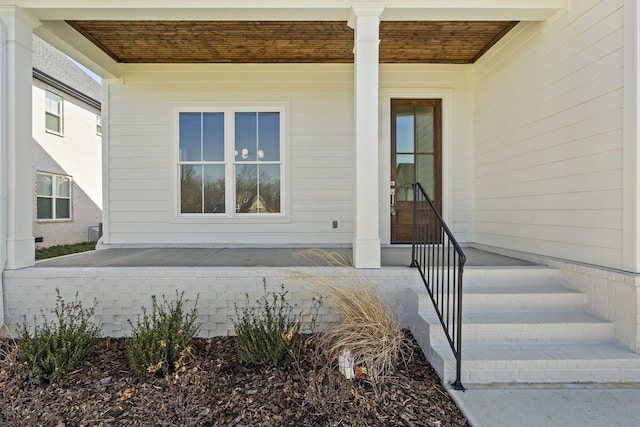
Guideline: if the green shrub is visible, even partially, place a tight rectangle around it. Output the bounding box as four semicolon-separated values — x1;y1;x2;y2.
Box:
127;292;200;378
16;290;101;384
233;279;305;368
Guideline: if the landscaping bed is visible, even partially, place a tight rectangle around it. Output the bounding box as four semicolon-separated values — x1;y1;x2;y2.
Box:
0;334;468;426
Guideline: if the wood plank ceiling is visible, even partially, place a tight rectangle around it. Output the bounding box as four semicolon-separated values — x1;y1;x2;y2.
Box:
66;20;518;64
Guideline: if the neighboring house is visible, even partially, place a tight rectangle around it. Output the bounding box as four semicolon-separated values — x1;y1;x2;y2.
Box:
3;0;640;374
31;35;102;248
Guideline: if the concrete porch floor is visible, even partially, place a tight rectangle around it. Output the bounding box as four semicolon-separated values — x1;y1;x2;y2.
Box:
35;246;535;268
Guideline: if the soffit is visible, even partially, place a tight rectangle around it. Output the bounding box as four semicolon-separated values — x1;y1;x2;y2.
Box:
65;20;518;64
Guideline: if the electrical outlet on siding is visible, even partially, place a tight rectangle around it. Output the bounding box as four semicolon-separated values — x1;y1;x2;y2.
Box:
331;219;341;230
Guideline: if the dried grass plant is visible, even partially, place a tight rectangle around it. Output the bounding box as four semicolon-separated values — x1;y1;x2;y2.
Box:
291;249;412;382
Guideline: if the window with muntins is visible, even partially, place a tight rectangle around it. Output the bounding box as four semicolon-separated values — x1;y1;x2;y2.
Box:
96;114;102;136
37;173;71;220
178;109;283;216
45;91;63;134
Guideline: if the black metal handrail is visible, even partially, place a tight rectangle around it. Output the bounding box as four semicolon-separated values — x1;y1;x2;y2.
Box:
411;182;466;391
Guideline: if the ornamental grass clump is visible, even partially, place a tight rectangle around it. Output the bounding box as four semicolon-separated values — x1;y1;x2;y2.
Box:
127;292;199;378
293;248;413;382
16;290;101;385
233;279;308;368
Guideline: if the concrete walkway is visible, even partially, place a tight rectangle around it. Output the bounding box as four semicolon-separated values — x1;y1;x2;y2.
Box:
449;383;640;426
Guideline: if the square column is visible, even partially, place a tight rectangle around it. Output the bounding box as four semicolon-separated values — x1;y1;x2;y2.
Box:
349;6;384;268
1;7;38;269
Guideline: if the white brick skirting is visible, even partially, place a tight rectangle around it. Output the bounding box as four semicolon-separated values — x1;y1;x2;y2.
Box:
2;266;424;338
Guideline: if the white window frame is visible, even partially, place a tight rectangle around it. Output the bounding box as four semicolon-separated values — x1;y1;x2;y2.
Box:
174;104;287;220
36;172;72;221
45;90;63;135
96;114;102;136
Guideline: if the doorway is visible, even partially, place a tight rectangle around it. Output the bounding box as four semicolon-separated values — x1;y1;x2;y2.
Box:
390;99;442;243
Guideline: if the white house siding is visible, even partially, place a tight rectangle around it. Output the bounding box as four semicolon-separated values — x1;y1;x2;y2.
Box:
473;0;625;269
105;64;355;246
105;64;474;247
32;79;103;247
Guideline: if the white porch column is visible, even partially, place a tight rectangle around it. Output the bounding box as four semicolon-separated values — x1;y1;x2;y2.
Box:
1;7;37;270
349;6;384;269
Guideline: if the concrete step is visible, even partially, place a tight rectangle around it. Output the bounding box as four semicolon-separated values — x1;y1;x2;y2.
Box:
432;342;640;384
463;266;564;287
407;266;640;385
422;310;614;344
463;284;585;312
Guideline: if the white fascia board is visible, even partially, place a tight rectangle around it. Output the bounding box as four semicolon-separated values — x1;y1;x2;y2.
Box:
20;0;564;21
34;20;119;79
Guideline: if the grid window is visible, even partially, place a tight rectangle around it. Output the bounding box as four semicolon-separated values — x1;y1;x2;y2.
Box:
178;109;283;216
96;114;102;136
45;91;63;134
37;173;71;220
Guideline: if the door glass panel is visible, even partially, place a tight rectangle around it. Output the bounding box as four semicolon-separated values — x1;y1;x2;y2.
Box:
417;154;435;199
395;105;414;153
416;106;434;153
396;154;414;202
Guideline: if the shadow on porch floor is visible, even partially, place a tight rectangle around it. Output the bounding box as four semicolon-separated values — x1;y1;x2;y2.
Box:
35;246;535;268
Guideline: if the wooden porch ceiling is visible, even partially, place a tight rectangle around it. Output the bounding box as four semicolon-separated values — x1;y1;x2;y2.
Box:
66;20;518;64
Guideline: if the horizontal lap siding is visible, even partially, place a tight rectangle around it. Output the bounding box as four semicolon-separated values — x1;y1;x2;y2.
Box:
107;65;355;245
473;0;625;268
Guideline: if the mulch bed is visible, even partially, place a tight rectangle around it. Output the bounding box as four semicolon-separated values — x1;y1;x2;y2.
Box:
0;334;469;426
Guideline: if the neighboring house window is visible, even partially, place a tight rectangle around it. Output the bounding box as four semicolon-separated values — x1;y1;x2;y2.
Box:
96;114;102;136
45;91;63;134
36;173;71;220
178;109;283;216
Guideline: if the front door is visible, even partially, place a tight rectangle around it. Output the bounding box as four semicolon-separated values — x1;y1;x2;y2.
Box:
391;99;442;243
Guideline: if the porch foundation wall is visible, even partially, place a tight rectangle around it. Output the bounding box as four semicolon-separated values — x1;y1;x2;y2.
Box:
1;266;423;338
472;244;640;354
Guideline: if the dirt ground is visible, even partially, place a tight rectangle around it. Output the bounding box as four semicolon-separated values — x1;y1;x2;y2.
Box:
0;334;469;426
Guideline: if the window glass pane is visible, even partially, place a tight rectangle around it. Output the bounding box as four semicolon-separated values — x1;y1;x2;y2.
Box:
257;112;280;161
46;113;61;133
395;105;414;153
202;113;224;161
259;164;281;213
57;176;70;197
96;114;102;135
45;92;61;114
396;154;415;202
203;165;225;213
56;199;70;219
37;197;53;219
179;112;202;162
235;112;257;162
417;154;435;199
180;164;203;213
416;106;434;153
235;164;258;213
37;175;52;197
